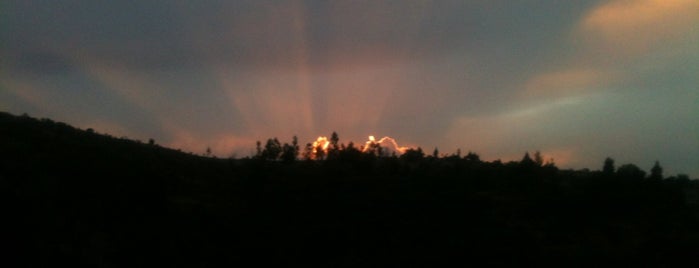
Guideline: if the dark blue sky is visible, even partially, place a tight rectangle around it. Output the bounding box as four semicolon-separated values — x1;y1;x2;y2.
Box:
2;0;698;176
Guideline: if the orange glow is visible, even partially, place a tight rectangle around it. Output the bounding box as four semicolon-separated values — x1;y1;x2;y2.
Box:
362;135;411;154
312;136;331;155
308;135;412;157
579;0;698;55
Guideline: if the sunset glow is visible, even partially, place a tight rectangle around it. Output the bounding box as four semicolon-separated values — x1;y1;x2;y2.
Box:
312;136;331;156
1;0;697;176
4;1;699;265
309;135;412;157
362;135;411;154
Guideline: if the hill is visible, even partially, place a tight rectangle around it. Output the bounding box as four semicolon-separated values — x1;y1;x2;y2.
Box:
1;111;698;267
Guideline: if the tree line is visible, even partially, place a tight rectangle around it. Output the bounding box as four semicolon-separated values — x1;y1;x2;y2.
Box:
251;132;689;182
2;111;698;266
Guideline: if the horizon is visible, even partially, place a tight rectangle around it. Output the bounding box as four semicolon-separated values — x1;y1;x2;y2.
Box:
5;110;694;178
1;0;697;176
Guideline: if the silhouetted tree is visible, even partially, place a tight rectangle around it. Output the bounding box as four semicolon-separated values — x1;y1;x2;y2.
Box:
365;140;382;157
262;138;282;160
281;143;293;162
650;161;663;180
544;158;556;168
520;151;536;167
533;151;544;166
256;141;262;158
303;143;313;160
292;135;299;153
672;174;691;184
330;132;339;150
314;144;326;160
339;142;362;162
328;132;341;160
401;147;424;162
280;136;300;163
603;157;615;175
617;164;646;180
464;151;480;162
432;148;439;158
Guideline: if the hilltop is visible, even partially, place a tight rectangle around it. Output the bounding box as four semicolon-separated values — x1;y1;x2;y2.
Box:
1;111;698;267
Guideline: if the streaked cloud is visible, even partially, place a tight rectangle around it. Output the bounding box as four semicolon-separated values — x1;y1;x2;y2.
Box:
523;69;611;99
578;0;699;57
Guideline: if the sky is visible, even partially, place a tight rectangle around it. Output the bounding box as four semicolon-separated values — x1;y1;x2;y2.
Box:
1;0;698;176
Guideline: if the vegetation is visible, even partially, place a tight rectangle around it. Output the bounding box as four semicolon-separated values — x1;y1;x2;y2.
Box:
1;111;698;267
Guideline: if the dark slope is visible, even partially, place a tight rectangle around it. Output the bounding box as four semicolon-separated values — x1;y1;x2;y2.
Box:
2;111;698;267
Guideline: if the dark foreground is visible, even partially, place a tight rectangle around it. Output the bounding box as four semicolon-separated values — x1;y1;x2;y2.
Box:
2;112;698;267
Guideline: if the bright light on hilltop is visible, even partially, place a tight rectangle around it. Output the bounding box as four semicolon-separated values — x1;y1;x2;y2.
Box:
311;136;330;156
362;135;411;154
310;134;412;156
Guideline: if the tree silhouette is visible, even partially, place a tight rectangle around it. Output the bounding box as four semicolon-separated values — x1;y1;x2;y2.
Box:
339;141;362;162
533;151;544;166
281;136;299;163
303;142;313;160
262;138;282;160
328;132;340;160
650;161;663;180
364;140;382;157
464;151;480;162
293;136;299;153
255;141;262;158
314;143;326;160
330;132;339;150
401;147;424;162
603;157;615;175
617;163;646;180
520;151;536;167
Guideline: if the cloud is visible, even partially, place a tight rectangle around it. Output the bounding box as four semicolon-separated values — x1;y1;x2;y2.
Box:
1;78;53;113
7;51;77;75
519;0;698;101
2;0;601;75
578;0;699;56
449;86;699;175
523;68;611;99
444;95;595;165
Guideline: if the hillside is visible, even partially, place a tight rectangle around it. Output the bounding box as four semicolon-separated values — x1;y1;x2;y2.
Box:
1;111;698;267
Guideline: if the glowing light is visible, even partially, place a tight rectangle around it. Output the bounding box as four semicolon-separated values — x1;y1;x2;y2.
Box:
362;135;411;154
309;135;412;157
312;136;331;155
